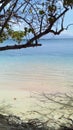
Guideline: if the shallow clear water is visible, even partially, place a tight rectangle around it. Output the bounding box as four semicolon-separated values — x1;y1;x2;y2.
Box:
0;39;73;93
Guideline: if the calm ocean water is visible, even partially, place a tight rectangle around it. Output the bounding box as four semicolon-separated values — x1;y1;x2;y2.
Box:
0;38;73;92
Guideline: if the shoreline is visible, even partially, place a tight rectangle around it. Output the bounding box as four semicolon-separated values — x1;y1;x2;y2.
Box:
0;89;73;114
0;89;73;129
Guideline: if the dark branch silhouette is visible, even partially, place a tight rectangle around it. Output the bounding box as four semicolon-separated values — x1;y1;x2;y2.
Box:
0;43;41;51
0;0;73;50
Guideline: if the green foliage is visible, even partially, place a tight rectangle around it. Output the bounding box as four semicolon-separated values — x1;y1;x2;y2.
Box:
48;5;56;13
39;10;45;15
28;28;34;33
42;2;45;7
12;31;24;44
24;27;28;36
10;31;24;44
29;8;32;13
64;0;73;8
5;24;10;30
0;0;73;46
48;17;55;23
0;32;8;43
0;26;34;44
24;27;34;34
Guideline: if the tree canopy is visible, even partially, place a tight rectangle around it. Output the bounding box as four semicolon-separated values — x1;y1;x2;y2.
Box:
0;0;73;50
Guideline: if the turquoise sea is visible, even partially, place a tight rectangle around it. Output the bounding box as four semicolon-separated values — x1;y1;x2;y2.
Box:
0;38;73;93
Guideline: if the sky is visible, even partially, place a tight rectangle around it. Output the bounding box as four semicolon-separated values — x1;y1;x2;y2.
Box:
12;2;73;39
60;9;73;38
43;9;73;39
2;0;73;39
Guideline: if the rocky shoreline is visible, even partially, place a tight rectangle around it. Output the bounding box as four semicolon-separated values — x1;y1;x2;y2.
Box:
0;114;73;130
0;93;73;130
0;114;48;130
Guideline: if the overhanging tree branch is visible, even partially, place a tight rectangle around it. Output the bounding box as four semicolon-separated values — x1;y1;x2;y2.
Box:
0;43;42;51
0;0;73;51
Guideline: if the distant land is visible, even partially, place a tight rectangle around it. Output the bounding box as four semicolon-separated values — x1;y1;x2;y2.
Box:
41;31;73;39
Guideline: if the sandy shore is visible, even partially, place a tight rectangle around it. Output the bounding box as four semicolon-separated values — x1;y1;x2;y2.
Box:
0;87;73;113
0;87;73;129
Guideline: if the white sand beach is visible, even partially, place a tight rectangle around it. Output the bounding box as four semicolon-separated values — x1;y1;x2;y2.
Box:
0;88;73;130
0;85;73;121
